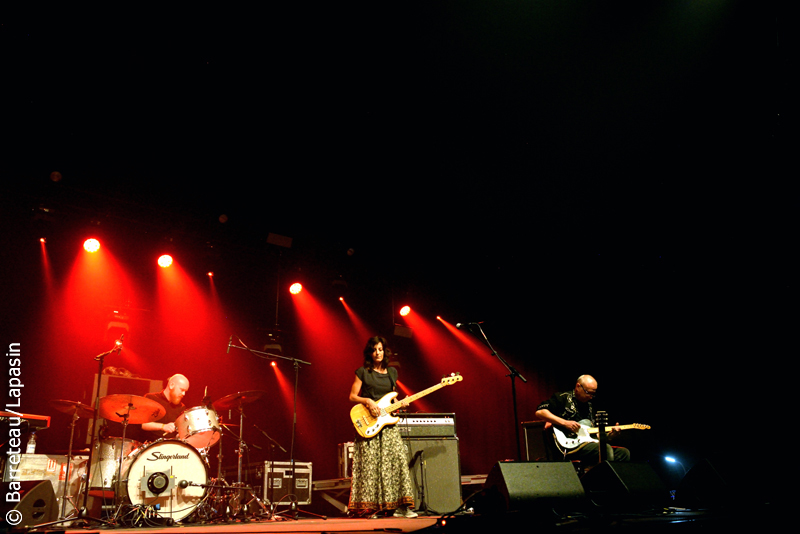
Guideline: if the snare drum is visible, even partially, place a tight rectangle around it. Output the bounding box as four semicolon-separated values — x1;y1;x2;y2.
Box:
175;406;221;449
120;439;208;522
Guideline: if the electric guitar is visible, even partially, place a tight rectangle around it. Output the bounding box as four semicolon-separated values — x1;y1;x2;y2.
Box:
350;373;463;438
552;419;650;453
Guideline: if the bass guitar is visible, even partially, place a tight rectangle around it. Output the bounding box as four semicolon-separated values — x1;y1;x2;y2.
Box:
552;419;650;453
350;373;463;438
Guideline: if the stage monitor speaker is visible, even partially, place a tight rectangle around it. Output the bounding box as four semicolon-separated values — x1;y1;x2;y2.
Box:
581;462;668;510
0;480;58;528
404;437;461;514
482;461;586;514
675;458;730;509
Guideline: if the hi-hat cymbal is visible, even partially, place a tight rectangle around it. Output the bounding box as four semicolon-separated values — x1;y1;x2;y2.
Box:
98;394;165;424
213;390;266;410
49;399;95;419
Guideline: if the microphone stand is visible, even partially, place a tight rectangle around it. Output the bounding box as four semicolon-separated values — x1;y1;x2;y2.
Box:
37;338;123;530
466;323;527;461
228;338;324;520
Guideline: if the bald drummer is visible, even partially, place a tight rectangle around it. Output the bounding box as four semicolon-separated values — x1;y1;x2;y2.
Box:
141;374;190;441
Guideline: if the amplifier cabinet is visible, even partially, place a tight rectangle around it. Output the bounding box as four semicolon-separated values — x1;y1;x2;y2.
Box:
404;437;462;515
263;461;312;505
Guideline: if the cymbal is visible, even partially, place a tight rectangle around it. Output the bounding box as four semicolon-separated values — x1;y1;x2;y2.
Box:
49;399;95;418
98;394;166;424
213;390;266;410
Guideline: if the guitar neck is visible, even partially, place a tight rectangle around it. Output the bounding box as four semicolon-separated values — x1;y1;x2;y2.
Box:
588;424;640;433
384;383;446;414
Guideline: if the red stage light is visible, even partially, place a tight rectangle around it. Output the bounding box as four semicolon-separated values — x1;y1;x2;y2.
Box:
158;254;174;268
399;305;411;317
83;238;100;253
40;237;46;243
289;283;303;295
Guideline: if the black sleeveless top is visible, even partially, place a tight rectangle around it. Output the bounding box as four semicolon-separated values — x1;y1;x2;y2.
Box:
355;366;397;401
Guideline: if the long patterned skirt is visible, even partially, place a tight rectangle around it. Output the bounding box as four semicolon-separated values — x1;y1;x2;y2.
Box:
348;425;414;513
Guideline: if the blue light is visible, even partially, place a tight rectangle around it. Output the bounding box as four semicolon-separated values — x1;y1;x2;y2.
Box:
665;456;677;463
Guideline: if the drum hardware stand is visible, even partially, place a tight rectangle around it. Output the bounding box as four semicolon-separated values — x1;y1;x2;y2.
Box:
109;400;136;523
222;403;270;520
61;407;80;520
40;400;95;525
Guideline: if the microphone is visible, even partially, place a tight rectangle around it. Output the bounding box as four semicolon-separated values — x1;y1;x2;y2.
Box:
456;322;479;330
114;334;124;353
227;335;233;354
179;480;228;489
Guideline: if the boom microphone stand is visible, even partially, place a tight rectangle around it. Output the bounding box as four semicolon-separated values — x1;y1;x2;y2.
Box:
37;336;124;530
227;336;325;520
459;322;527;461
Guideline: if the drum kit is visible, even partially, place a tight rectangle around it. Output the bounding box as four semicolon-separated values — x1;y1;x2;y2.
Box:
47;389;276;527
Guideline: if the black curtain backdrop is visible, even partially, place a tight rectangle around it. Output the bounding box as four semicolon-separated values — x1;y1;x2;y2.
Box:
1;1;785;493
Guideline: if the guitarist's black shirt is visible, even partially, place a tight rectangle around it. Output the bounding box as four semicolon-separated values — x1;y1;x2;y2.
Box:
536;391;594;426
356;366;398;401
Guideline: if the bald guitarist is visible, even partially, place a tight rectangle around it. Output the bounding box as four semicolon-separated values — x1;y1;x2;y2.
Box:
535;374;631;465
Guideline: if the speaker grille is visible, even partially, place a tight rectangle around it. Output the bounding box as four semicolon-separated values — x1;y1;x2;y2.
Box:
404;437;462;514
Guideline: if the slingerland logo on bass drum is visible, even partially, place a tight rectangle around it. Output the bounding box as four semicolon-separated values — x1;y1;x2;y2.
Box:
148;452;191;461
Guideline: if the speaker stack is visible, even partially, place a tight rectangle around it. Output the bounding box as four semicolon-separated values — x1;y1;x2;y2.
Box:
399;413;462;515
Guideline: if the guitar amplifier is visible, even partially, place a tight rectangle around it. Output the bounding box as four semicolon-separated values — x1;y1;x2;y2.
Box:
397;413;456;438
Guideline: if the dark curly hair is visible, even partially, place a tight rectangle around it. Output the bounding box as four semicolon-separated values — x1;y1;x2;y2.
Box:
362;335;392;371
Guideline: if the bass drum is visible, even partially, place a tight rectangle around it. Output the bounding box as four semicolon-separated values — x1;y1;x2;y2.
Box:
121;439;207;522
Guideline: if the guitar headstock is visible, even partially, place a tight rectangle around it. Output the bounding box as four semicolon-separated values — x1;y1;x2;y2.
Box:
441;372;463;386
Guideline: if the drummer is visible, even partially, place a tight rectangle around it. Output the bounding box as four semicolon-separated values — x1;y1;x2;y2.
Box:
141;374;190;442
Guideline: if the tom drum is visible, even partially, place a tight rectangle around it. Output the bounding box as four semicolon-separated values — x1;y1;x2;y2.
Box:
175;406;221;449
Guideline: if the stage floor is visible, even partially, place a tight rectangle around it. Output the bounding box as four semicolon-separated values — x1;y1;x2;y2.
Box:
32;516;439;534
20;505;781;534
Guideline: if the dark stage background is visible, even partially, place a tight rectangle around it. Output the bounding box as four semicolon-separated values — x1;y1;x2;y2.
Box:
1;2;786;498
